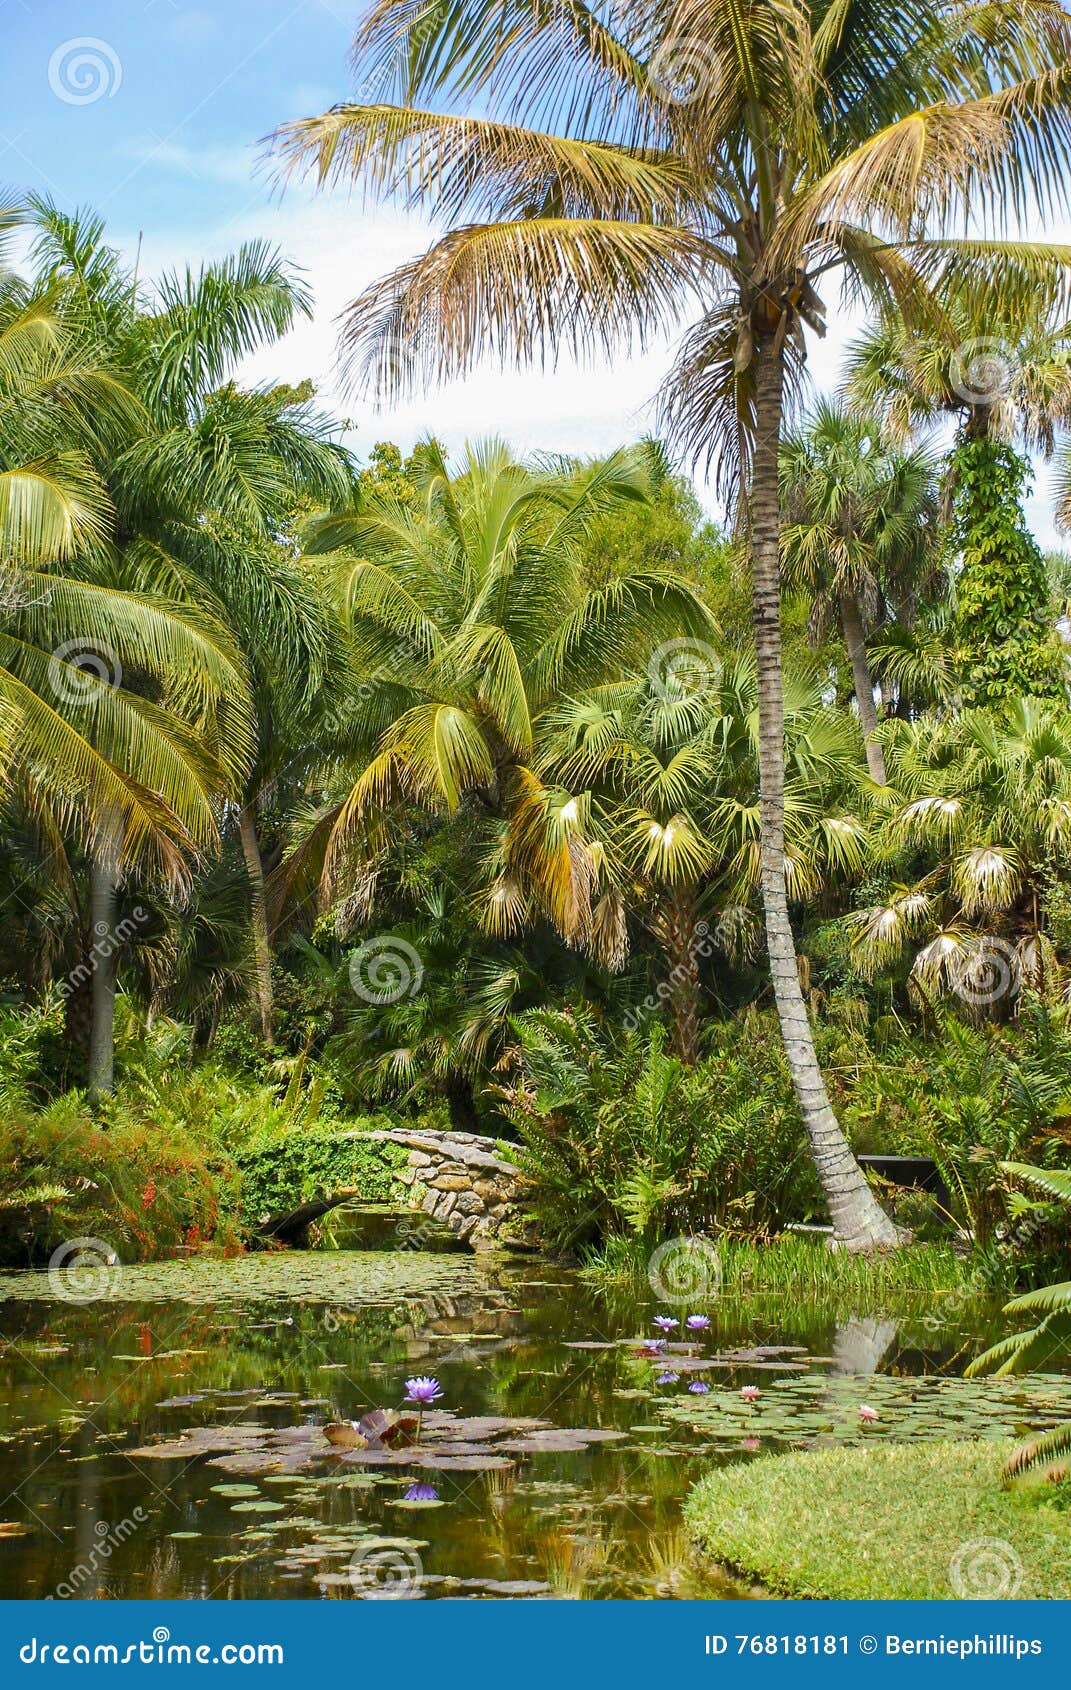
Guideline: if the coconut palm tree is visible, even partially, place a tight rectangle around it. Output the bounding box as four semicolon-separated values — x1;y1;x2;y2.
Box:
541;653;869;1060
779;403;940;782
271;0;1071;1244
296;436;712;947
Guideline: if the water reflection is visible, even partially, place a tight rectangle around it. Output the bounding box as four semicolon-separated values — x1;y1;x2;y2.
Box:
0;1253;1047;1601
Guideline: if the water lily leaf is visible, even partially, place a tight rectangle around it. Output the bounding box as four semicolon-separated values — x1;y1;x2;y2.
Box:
324;1422;369;1450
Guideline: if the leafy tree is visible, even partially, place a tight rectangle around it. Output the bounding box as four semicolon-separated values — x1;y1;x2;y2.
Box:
298;436;711;951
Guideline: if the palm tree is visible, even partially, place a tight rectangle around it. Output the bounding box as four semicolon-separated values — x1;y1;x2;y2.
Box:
271;0;1071;1245
23;201;357;1059
779;402;939;782
1;210;256;1098
541;655;868;1060
297;437;712;946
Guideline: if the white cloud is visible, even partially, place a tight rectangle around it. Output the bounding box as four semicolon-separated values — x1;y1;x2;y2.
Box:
113;192;1070;544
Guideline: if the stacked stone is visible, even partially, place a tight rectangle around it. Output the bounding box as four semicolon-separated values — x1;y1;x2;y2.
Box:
362;1129;539;1250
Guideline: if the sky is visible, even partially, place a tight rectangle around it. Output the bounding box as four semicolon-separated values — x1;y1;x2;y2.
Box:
4;0;1063;543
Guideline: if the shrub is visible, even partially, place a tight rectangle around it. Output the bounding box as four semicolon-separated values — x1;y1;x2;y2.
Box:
495;1009;820;1252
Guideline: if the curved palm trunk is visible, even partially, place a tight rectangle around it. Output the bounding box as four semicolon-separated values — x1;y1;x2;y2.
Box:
87;857;118;1101
238;803;275;1044
750;344;900;1250
840;592;886;784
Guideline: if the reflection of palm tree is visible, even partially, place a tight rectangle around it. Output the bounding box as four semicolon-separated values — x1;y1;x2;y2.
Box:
831;1317;898;1376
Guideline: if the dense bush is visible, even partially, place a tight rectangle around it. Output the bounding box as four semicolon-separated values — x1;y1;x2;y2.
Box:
0;1103;242;1266
496;1009;820;1252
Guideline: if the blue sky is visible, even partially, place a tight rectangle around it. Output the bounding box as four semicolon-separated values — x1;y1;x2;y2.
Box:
5;3;1064;544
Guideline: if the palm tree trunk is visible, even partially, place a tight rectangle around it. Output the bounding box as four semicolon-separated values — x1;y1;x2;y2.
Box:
238;803;275;1044
840;592;886;784
87;857;118;1100
750;342;900;1250
656;888;702;1064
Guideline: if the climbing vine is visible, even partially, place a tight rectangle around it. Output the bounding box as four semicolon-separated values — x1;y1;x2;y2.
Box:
950;436;1066;705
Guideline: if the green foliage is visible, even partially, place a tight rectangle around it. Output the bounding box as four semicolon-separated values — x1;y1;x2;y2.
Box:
236;1130;406;1227
951;437;1066;705
842;999;1071;1256
497;1010;819;1252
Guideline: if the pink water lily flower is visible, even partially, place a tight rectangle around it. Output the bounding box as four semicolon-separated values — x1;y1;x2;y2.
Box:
858;1404;880;1424
740;1386;761;1403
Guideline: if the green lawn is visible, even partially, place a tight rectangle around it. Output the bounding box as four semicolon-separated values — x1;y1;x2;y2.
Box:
686;1440;1071;1599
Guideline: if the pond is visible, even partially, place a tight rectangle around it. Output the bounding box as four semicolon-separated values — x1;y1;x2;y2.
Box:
1;1250;1068;1601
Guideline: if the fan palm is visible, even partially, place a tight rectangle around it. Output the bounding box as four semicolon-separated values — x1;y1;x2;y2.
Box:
779;403;940;782
967;1161;1071;1485
298;436;712;943
272;0;1071;1245
848;698;1071;1003
541;655;868;1060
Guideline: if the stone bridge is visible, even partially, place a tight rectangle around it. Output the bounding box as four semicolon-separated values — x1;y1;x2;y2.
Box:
258;1128;538;1252
364;1128;538;1251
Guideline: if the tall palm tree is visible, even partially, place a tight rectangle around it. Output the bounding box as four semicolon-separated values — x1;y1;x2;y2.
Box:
24;201;357;1058
779;402;939;782
271;0;1071;1245
295;437;712;945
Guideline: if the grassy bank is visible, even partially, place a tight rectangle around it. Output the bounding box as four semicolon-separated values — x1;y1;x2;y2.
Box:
584;1232;985;1297
686;1441;1071;1599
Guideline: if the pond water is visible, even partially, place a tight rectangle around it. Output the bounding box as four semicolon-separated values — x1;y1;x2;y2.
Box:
1;1250;1068;1601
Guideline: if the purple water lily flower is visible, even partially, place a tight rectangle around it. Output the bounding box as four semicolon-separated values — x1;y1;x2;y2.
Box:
404;1484;439;1502
655;1371;680;1385
652;1316;679;1331
688;1381;711;1394
642;1337;667;1354
685;1314;710;1330
404;1376;443;1405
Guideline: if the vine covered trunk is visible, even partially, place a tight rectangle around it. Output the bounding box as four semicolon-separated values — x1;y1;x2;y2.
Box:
749;341;900;1250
